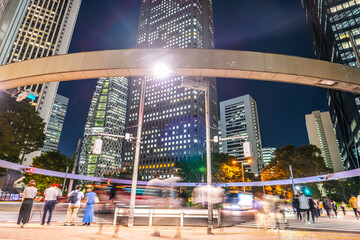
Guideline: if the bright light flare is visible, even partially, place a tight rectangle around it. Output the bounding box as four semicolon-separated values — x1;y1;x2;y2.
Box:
153;63;172;79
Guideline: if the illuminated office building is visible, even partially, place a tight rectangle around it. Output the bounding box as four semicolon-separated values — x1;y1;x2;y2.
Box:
0;0;82;165
219;95;263;174
122;0;218;180
305;111;344;172
41;94;69;153
79;77;128;177
303;0;360;170
262;147;276;167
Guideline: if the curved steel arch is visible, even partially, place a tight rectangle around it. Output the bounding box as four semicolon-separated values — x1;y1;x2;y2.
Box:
1;48;360;93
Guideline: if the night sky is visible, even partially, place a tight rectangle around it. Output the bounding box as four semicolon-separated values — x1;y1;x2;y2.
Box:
57;0;329;157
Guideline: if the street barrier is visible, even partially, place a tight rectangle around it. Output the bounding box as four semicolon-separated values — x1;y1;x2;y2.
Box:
113;207;221;227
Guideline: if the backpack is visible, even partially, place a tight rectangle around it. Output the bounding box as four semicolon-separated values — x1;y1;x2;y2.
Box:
69;191;78;204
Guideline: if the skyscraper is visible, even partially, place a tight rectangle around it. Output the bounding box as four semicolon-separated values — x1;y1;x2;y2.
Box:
122;0;218;180
305;111;344;172
262;147;276;167
0;0;82;165
219;95;263;174
79;77;128;177
41;94;69;153
302;0;360;170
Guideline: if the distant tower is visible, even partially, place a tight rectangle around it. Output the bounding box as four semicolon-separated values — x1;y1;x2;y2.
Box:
219;94;263;173
305;111;344;172
262;147;276;167
41;94;69;153
79;77;128;177
0;0;82;165
122;0;218;180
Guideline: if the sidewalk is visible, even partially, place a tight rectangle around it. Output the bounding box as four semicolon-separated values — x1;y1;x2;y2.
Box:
1;223;360;240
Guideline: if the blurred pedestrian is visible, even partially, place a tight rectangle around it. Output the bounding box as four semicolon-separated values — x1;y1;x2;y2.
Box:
332;201;338;217
319;200;324;215
41;183;62;225
82;187;97;226
323;197;332;218
292;194;302;221
308;197;317;224
64;185;84;226
340;201;346;215
349;195;358;219
299;193;310;224
17;180;37;228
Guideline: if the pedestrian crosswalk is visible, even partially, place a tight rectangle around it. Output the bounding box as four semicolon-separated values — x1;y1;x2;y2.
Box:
237;216;360;233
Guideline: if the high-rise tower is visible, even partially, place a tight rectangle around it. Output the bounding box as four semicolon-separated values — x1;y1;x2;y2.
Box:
305;111;344;172
219;95;263;174
122;0;218;180
79;77;128;177
0;0;82;165
41;94;69;153
302;0;360;170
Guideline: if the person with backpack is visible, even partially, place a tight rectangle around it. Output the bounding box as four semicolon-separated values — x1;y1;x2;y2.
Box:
64;185;84;226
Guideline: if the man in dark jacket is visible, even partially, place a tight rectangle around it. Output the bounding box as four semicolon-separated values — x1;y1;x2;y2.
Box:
323;197;332;218
292;195;302;221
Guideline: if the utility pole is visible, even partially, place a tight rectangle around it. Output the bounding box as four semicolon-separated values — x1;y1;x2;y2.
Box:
68;138;82;195
289;165;296;196
128;79;146;227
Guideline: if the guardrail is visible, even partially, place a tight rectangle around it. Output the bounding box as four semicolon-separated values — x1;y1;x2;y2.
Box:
113;208;221;227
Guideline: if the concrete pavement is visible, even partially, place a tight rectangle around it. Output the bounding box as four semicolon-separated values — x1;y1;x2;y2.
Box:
1;223;360;240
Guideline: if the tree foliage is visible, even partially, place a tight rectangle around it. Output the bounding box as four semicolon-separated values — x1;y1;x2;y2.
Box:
321;179;360;202
261;145;330;181
24;151;73;192
0;92;45;163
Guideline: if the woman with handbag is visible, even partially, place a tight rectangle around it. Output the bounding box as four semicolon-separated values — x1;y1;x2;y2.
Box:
82;187;98;226
17;180;37;228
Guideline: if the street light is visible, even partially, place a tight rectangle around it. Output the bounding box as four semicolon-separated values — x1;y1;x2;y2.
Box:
153;63;172;79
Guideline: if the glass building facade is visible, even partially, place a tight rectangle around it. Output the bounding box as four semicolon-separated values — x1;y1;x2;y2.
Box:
219;95;263;174
0;0;82;165
79;77;128;177
41;94;69;153
122;0;218;180
302;0;360;170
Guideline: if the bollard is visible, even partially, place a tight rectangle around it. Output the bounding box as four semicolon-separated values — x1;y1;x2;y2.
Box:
112;224;120;238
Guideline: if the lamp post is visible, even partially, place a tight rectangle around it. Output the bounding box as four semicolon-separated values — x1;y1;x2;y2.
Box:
181;78;213;234
128;64;172;227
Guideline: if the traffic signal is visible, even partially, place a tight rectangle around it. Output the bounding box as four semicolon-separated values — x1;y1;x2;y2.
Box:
107;179;111;185
304;188;311;196
20;167;34;173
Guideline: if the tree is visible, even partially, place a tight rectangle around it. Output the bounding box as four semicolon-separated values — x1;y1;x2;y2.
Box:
261;145;330;196
321;179;360;202
0;92;45;163
24;151;73;192
261;145;330;181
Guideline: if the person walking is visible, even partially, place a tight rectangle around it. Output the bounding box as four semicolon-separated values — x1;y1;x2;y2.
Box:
349;195;358;219
340;201;346;215
292;195;302;221
17;180;37;228
82;187;97;226
41;183;62;225
308;197;318;224
64;185;84;226
332;201;338;217
323;197;332;218
299;193;310;224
